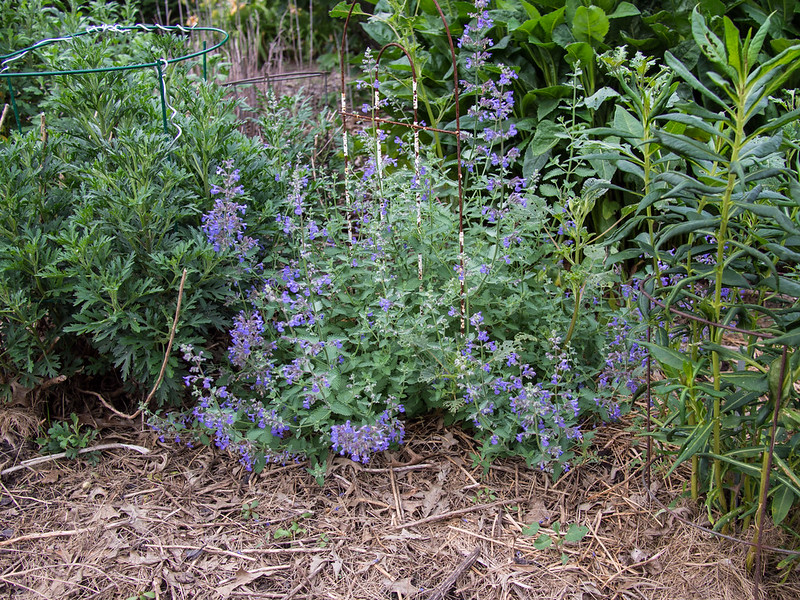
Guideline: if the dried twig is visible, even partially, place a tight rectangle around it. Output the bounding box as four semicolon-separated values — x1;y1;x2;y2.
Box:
0;443;150;477
143;268;188;408
0;519;128;547
73;269;186;420
389;465;404;523
145;543;257;562
426;546;480;600
446;525;515;549
395;497;524;530
77;388;138;421
279;557;327;600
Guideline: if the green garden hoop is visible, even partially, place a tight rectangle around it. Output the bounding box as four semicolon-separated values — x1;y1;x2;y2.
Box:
1;23;229;135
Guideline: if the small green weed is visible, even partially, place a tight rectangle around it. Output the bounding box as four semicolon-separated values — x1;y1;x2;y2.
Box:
36;413;98;461
470;487;497;503
273;512;312;540
240;500;260;520
522;521;590;565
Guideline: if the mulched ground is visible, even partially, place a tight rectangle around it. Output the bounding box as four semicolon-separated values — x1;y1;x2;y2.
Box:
2;415;799;600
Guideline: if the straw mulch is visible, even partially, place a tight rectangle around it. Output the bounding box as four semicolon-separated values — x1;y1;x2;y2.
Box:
1;416;798;600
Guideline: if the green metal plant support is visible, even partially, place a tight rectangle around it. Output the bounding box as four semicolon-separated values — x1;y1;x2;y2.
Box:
0;23;228;135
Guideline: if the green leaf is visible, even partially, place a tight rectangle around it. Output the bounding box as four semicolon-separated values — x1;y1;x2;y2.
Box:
572;5;609;45
613;105;644;139
759;274;800;299
702;453;800;498
522;522;541;536
746;13;772;68
528;120;565;156
720;371;768;394
664;52;728;109
563;524;589;543
534;534;552;550
585;87;619;110
735;202;800;237
658;113;732;145
608;2;640;19
773;455;800;492
753;106;800;136
639;341;691;372
750;45;800;100
722;17;742;75
771;485;795;526
305;406;332;425
330;401;355;417
667;421;714;477
691;7;727;66
565;41;594;70
655;131;726;164
655;218;721;249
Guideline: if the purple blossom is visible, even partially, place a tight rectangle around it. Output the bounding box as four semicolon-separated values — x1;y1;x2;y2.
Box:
330;411;405;463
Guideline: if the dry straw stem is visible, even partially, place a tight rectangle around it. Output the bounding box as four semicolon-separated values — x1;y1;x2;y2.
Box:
0;518;128;547
144;267;188;409
0;103;9;132
425;546;480;600
68;269;187;422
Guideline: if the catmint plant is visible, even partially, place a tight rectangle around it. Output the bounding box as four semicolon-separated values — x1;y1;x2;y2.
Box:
153;0;648;481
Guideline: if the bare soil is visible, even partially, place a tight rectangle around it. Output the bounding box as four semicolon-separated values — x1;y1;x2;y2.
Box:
2;414;798;600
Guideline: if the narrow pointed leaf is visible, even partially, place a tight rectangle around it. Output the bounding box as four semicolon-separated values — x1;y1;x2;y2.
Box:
722;17;742;76
658;112;732;144
655;131;726;163
656;218;721;247
736;202;800;236
702;453;800;498
667;421;714;477
772;485;795;526
773;455;800;494
746;13;772;66
764;243;800;263
754;105;800;136
639;340;691;371
750;45;800;99
720;371;768;394
665;52;728;109
691;8;728;66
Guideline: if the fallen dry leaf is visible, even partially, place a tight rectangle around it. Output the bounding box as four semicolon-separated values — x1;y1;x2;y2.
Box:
385;576;419;597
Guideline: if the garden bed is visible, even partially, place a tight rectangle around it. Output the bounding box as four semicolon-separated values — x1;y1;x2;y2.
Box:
2;415;797;600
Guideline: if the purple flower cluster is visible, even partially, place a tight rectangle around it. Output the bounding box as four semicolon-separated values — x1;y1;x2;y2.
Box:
330;404;405;463
458;1;522;187
202;160;258;261
458;0;493;71
275;167;315;240
160;344;298;471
